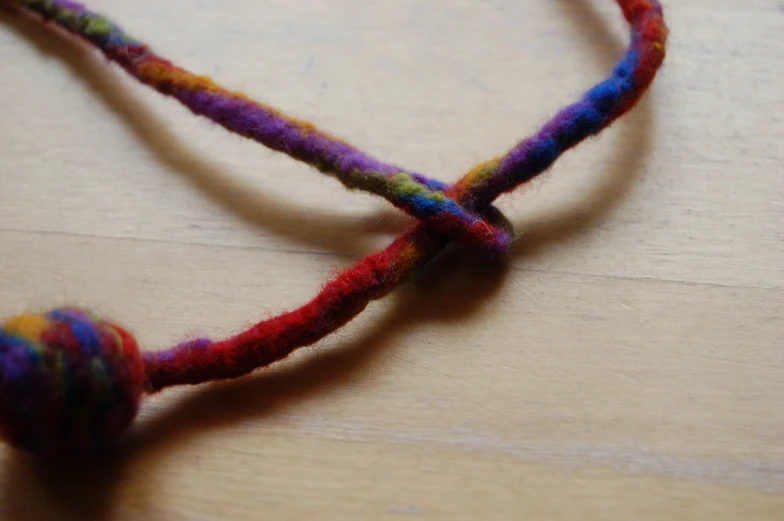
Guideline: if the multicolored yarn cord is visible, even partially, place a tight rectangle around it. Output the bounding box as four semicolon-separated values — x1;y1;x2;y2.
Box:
0;0;667;456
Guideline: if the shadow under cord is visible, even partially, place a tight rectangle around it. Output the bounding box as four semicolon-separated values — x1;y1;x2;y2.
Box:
0;6;409;256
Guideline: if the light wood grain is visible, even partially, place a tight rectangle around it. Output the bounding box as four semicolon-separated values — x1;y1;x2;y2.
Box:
1;0;782;519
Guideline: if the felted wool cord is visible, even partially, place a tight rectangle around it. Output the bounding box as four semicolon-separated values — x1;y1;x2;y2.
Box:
0;0;667;456
6;0;512;256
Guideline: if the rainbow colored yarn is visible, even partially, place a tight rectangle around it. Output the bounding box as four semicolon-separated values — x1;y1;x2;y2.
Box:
0;0;667;457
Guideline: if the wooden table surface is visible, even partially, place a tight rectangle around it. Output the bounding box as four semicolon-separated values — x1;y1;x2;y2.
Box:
1;0;782;519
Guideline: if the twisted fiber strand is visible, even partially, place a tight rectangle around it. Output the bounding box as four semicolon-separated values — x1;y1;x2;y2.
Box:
9;0;512;256
5;0;666;393
141;0;667;390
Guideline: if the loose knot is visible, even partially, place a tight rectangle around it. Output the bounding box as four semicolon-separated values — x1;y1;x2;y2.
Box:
377;172;515;257
0;309;145;456
339;169;515;257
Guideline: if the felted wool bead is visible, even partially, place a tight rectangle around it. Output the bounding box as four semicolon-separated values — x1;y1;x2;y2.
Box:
0;309;145;456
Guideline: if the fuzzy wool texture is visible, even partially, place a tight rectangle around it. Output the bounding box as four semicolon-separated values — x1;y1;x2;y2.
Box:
0;309;145;456
0;0;667;455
